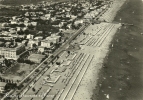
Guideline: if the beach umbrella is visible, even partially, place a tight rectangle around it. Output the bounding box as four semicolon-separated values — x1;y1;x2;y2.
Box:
106;94;109;99
120;18;122;21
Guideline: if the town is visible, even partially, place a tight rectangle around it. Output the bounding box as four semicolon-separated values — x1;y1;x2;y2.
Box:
0;0;125;100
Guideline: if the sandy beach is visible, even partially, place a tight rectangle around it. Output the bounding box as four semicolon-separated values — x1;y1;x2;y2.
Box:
68;1;126;100
0;0;131;100
72;24;121;100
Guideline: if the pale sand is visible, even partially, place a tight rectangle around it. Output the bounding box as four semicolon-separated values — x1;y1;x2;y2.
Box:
72;0;126;100
72;23;121;100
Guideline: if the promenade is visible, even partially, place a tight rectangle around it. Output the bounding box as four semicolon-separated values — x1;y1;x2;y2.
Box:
1;0;125;100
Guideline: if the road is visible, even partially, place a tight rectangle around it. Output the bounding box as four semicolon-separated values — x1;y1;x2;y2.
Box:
1;2;111;100
1;24;87;100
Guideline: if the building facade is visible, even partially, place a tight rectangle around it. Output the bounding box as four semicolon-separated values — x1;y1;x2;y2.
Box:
0;44;25;60
41;40;51;48
0;82;6;93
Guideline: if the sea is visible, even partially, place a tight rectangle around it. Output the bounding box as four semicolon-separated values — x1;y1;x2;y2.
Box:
114;0;143;99
93;0;143;100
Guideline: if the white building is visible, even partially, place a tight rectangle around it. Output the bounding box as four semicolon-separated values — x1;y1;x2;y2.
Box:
0;44;25;60
34;36;43;41
0;82;6;93
27;39;40;48
41;40;51;48
38;46;45;53
45;14;51;19
46;36;61;44
74;19;83;25
31;22;37;26
11;20;18;24
27;34;34;39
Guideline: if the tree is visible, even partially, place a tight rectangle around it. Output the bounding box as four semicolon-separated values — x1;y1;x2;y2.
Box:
42;52;45;55
45;55;48;58
32;87;36;92
59;32;64;37
33;44;37;48
55;43;60;49
56;55;59;59
4;83;17;90
17;84;24;90
17;58;24;63
67;51;70;55
51;61;54;65
8;79;11;83
24;78;30;83
50;42;54;46
35;69;39;73
4;59;9;67
56;62;60;65
2;78;5;82
36;24;59;33
46;66;50;69
44;61;47;64
6;79;9;83
25;60;34;65
50;55;54;58
28;25;34;30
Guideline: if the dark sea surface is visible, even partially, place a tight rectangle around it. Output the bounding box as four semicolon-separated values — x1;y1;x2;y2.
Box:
92;0;143;100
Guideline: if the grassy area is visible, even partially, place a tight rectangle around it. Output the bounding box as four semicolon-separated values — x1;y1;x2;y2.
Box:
92;0;143;100
2;63;38;81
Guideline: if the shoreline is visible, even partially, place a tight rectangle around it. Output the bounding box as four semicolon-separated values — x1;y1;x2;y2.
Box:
91;0;127;100
73;23;121;100
94;0;143;99
71;1;126;100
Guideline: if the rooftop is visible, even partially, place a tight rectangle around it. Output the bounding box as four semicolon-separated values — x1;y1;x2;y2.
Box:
0;43;25;51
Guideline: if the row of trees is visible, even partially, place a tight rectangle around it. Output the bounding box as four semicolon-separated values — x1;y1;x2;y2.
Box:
5;83;17;91
0;77;17;91
0;77;15;83
17;58;35;65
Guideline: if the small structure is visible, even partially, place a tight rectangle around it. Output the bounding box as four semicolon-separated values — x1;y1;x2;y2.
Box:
46;35;61;44
27;39;40;48
5;42;11;48
0;82;6;93
34;36;43;41
38;46;45;53
41;40;51;48
26;34;34;39
0;57;5;63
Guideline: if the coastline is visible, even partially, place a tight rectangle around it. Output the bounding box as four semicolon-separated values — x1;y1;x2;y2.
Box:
1;0;142;99
71;0;126;100
91;0;127;100
94;0;143;100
